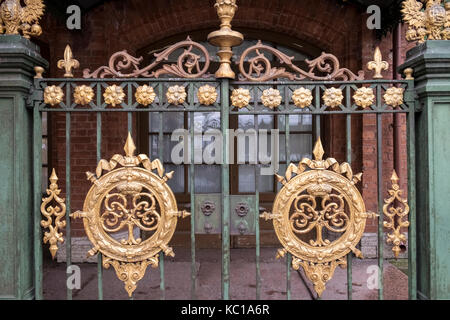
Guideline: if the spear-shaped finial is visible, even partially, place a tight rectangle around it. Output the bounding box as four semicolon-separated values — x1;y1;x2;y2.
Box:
367;46;389;79
49;168;58;190
313;137;325;161
391;170;399;183
57;45;80;78
124;132;136;157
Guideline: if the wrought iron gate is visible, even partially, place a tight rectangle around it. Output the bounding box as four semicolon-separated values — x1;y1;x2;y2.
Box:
31;0;417;301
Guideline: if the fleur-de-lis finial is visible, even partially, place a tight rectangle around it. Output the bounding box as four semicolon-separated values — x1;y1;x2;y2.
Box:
124;132;136;157
57;45;80;78
367;47;389;79
313;137;325;161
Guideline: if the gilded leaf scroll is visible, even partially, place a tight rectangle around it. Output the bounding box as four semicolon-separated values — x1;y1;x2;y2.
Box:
40;169;66;260
262;138;377;297
383;170;410;259
71;133;190;297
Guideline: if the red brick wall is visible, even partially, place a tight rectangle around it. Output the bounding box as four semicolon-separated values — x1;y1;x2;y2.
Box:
38;0;410;237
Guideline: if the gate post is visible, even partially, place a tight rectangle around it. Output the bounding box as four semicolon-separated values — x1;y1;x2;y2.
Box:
400;40;450;300
0;35;47;300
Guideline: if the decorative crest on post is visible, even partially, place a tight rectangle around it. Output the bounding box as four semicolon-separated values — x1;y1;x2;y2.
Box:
207;0;244;79
401;0;450;43
367;47;389;79
0;0;45;38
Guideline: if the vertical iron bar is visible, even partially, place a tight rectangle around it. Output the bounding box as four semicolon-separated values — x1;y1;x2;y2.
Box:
315;115;321;140
377;113;384;300
96;113;103;300
407;84;417;300
221;79;230;300
128;112;132;133
190;110;196;299
65;112;72;300
285;113;291;300
254;113;261;300
346;87;353;300
158;111;165;300
33;106;43;300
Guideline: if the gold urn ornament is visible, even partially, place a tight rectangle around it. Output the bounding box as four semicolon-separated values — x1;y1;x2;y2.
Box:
71;133;190;297
402;0;450;43
261;138;377;297
207;0;244;78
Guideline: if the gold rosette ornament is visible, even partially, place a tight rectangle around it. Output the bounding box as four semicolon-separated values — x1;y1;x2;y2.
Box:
323;87;343;108
231;88;251;108
261;138;377;297
166;85;187;105
198;85;218;106
71;133;190;297
104;85;125;107
74;85;94;105
261;88;282;109
135;85;156;106
353;87;375;109
384;87;405;108
44;85;64;106
292;87;313;109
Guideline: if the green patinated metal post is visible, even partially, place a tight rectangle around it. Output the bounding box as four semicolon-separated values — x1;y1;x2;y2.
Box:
221;79;230;300
405;79;417;300
33;105;43;300
400;41;450;300
0;36;47;300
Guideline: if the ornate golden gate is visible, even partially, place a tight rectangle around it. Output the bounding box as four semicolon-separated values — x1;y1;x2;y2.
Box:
28;0;418;300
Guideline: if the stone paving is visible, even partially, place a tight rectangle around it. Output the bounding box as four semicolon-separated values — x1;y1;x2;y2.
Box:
43;248;408;300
